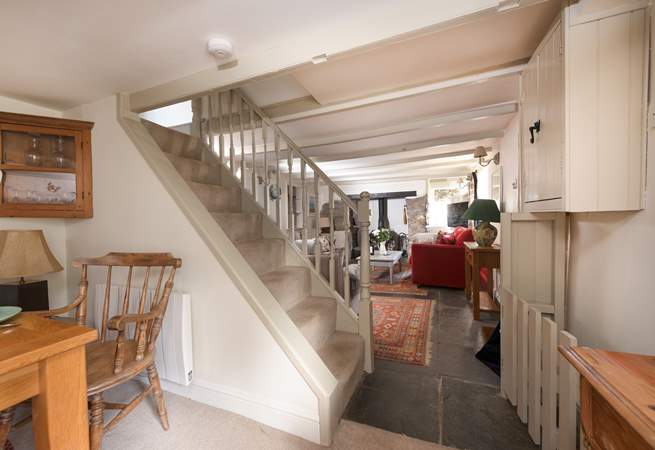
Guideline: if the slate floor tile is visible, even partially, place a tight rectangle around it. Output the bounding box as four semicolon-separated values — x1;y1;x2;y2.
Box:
345;368;440;443
441;377;538;450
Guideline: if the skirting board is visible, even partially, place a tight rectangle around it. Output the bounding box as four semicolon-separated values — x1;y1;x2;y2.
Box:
160;378;321;444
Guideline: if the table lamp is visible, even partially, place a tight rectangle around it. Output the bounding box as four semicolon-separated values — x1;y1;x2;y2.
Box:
0;229;63;310
461;199;501;247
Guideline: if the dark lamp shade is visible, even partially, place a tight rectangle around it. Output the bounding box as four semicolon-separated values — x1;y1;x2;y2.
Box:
461;199;501;223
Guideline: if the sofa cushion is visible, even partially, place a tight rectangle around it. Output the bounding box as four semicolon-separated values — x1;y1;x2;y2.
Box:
455;228;474;247
442;233;456;245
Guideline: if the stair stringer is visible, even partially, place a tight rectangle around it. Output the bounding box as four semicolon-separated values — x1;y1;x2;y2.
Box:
117;94;341;445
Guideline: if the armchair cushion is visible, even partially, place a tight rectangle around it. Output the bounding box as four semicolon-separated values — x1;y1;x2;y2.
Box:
455;228;474;247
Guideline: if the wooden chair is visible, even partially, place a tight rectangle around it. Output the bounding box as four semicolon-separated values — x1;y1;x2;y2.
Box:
0;252;182;450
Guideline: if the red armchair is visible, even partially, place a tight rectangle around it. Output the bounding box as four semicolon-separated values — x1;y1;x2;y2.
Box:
410;226;474;288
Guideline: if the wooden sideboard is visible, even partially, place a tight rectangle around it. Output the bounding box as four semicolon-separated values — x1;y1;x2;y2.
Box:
559;346;655;450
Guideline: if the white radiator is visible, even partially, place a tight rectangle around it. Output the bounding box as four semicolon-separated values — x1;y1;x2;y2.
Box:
93;284;193;386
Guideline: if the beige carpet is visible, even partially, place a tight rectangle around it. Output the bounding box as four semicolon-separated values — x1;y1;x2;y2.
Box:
9;381;454;450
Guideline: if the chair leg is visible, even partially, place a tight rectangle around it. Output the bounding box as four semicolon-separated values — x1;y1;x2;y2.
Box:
89;394;104;450
147;364;169;431
0;408;15;448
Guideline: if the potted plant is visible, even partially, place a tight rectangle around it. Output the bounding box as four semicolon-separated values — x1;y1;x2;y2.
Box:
371;228;392;255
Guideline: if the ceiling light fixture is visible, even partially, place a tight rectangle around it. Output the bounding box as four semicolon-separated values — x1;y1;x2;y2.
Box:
474;146;500;167
497;0;521;12
207;38;234;60
311;53;329;64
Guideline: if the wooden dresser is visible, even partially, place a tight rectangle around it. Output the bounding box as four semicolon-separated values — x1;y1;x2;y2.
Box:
559;346;655;450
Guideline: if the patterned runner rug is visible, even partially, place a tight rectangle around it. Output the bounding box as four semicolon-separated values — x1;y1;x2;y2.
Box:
372;296;435;366
370;269;429;296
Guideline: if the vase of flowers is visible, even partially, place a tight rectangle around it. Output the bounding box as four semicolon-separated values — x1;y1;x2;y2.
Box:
372;228;392;255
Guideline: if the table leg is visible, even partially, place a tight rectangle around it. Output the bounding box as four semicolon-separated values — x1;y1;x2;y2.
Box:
472;258;480;321
32;346;89;450
464;255;471;301
389;265;393;284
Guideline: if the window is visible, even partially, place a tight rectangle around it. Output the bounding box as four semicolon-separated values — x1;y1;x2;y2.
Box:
427;177;471;228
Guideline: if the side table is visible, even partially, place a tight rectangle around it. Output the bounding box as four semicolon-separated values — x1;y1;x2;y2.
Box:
464;241;500;320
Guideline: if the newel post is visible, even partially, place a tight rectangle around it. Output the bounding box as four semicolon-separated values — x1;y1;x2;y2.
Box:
357;191;374;373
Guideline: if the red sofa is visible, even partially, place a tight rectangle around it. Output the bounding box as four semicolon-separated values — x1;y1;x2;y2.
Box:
411;226;474;288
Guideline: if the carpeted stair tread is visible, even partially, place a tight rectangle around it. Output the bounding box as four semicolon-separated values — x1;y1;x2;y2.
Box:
260;266;310;311
212;212;263;242
287;296;337;350
165;153;220;185
236;239;285;275
143;120;204;160
188;181;241;213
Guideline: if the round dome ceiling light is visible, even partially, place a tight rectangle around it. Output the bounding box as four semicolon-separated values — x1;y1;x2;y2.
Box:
207;38;234;60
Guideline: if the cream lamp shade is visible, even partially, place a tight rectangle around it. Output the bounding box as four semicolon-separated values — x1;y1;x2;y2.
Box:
0;230;63;280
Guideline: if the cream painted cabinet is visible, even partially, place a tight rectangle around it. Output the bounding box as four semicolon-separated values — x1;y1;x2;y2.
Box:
521;1;648;212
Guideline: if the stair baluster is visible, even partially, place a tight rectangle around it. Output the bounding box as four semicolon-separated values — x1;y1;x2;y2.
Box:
314;173;321;274
237;93;246;187
328;189;335;291
250;108;256;200
262;123;269;216
343;201;351;306
217;92;225;168
287;147;294;241
301;160;308;256
358;192;373;372
228;90;235;173
274;131;281;225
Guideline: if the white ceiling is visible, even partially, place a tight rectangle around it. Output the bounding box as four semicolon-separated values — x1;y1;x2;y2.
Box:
291;0;560;105
232;2;561;183
1;0;450;110
141;1;558;184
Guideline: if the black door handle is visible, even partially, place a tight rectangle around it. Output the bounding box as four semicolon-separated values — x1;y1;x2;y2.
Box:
529;120;541;144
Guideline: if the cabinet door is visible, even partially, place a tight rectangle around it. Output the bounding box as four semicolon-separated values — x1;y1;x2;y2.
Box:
538;22;564;202
523;21;564;205
521;54;541;203
568;8;647;211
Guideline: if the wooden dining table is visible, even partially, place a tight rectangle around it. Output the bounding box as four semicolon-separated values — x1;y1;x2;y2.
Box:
0;313;97;449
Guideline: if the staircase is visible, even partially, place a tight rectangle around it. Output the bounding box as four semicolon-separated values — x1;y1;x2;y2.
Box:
119;90;373;446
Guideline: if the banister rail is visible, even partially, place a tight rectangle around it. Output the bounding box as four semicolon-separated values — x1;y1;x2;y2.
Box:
192;88;372;372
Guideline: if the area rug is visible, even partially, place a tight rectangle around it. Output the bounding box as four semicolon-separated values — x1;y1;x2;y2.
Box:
372;296;435;366
370;269;429;296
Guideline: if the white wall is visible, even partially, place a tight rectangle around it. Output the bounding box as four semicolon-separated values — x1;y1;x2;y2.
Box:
62;96;318;435
0;96;69;306
566;10;655;356
499;114;520;213
567;119;655;355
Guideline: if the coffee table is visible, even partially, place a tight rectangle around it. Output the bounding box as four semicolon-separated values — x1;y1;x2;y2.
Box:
358;250;403;284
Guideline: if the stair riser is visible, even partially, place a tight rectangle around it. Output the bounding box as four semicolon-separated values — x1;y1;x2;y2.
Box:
237;240;285;275
213;213;263;242
190;183;241;213
290;302;336;351
167;154;220;185
261;269;310;311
